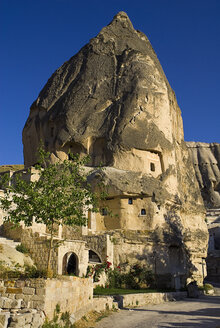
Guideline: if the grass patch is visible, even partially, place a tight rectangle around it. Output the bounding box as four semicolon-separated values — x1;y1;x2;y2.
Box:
16;243;29;254
75;310;116;328
94;286;174;295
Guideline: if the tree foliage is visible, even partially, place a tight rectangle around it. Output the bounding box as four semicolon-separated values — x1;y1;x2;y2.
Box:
0;147;103;276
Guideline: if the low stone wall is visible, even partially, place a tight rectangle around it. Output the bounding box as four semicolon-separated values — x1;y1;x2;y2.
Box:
44;276;93;319
113;291;187;308
0;276;118;327
0;276;93;328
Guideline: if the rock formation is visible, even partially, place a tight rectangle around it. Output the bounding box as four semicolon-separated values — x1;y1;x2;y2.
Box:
22;12;208;286
187;142;220;208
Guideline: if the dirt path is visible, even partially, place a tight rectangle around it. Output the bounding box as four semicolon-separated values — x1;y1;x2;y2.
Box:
96;295;220;328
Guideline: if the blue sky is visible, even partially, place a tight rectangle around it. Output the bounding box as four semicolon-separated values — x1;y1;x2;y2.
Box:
0;0;219;165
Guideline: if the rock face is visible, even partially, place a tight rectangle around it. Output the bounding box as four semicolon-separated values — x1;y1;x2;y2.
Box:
187;142;220;208
23;12;208;286
23;11;183;168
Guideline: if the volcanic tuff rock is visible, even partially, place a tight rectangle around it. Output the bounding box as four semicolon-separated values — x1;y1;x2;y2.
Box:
23;11;183;167
187;142;220;208
23;12;208;283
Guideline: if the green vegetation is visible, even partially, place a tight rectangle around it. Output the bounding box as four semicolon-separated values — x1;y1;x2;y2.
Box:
0;262;46;279
0;146;103;277
94;286;173;295
15;243;29;254
87;261;155;290
0;165;24;173
204;283;214;293
42;304;75;328
86;259;112;282
95;312;109;322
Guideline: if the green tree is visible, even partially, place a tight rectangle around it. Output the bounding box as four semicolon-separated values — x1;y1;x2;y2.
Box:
0;148;102;277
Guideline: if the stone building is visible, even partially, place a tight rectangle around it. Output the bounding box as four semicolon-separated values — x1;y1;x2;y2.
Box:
1;12;209;289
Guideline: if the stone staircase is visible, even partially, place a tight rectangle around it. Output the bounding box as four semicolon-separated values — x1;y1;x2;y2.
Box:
0;236;20;248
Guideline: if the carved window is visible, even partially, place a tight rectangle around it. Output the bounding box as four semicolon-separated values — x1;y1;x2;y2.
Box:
150;162;155;172
141;209;146;215
128;198;133;204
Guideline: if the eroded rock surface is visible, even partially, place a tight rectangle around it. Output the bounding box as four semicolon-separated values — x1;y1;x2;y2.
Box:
187;142;220;208
23;11;183;168
22;12;208;285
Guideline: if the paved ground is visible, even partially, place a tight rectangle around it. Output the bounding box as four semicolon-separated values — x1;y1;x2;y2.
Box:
96;295;220;328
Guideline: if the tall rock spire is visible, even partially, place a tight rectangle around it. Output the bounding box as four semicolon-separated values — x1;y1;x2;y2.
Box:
23;12;208;286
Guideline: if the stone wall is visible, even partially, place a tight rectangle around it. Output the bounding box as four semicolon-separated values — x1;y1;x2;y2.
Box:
0;277;117;327
2;224;90;277
96;196;161;231
0;277;93;320
84;234;114;267
114;291;187;308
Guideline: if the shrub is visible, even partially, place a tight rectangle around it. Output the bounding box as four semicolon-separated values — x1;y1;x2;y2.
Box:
16;243;29;254
106;264;155;290
23;265;47;278
107;268;125;289
86;259;112;282
0;262;46;279
204;283;214;293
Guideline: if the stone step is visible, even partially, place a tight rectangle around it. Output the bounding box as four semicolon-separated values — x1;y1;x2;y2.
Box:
0;236;20;248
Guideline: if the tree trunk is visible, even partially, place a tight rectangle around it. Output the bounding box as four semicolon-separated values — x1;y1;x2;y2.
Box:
47;224;54;277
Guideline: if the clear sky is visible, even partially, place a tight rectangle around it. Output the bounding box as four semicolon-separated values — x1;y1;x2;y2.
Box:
0;0;219;165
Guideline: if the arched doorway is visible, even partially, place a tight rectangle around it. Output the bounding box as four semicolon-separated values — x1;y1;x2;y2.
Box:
62;252;79;276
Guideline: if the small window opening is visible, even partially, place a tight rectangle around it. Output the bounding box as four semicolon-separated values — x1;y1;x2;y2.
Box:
141;209;146;215
128;198;133;204
101;208;108;216
50;127;54;137
150;162;155;172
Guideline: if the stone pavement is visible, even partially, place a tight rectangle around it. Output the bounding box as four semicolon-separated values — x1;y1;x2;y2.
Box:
96;295;220;328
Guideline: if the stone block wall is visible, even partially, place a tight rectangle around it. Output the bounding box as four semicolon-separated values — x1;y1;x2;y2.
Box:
84;233;114;266
0;276;93;325
2;225;58;273
114;291;187;308
43;276;93;319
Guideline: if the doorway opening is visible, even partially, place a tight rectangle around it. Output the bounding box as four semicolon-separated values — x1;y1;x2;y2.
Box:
62;252;79;276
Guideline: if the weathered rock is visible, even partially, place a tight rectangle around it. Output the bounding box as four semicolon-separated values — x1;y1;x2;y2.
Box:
22;12;208;285
0;312;10;328
0;242;34;270
187;142;220;208
23;11;182;168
